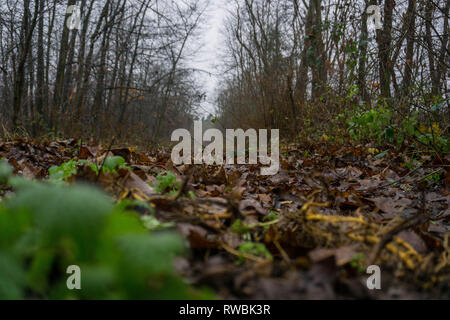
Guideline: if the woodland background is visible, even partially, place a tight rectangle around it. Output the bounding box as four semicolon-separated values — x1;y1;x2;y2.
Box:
0;0;448;145
0;0;449;300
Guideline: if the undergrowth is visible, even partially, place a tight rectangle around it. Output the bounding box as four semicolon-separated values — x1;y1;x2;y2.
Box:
0;160;211;299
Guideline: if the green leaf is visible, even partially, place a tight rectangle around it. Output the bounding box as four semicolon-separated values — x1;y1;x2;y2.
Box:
141;215;175;231
0;172;206;299
49;160;78;181
238;242;272;260
0;251;26;299
0;160;13;184
375;151;388;159
103;156;126;173
384;127;394;142
154;171;180;194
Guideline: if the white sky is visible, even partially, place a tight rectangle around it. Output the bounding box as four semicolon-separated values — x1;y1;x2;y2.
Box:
188;0;230;116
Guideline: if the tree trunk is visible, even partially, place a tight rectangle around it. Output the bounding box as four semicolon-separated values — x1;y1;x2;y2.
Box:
402;0;417;96
377;0;395;99
358;0;370;105
53;0;77;132
311;0;327;100
425;1;439;97
35;0;46;134
12;0;38;128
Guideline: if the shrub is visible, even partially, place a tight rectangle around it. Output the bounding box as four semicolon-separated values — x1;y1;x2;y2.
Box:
344;106;449;152
346;106;393;144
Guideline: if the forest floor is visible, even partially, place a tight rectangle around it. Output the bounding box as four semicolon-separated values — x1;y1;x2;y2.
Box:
1;137;449;299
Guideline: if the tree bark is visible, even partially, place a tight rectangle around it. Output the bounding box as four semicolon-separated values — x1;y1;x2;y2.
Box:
377;0;395;99
402;0;417;96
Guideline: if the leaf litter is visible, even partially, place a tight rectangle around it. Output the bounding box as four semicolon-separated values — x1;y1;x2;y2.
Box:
1;137;449;299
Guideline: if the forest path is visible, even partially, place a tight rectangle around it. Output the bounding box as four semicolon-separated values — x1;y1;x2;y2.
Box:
1;138;449;299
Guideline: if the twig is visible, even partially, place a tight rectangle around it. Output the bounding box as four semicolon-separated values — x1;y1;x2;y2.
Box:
174;166;193;200
368;165;444;192
219;241;267;263
414;168;444;183
273;239;291;265
78;138;83;158
96;136;116;182
368;190;430;265
370;165;422;191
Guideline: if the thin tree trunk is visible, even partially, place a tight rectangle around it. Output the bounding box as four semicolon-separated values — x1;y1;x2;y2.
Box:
425;1;439;96
12;0;38;128
35;0;46;134
377;0;395;99
402;0;417;96
358;0;370;105
53;0;77;132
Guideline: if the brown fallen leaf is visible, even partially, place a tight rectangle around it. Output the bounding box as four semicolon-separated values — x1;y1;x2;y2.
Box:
308;245;359;266
121;171;157;198
239;199;267;216
178;223;218;249
368;197;412;216
79;146;94;159
398;231;427;254
257;193;272;205
111;147;133;162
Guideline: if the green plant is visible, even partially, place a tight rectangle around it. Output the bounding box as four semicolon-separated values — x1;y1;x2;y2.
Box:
231;219;250;234
263;210;279;222
0;159;13;184
102;156;130;173
349;253;365;274
78;160;100;175
231;220;252;241
416;131;449;153
188;191;196;199
152;171;180;195
237;242;272;262
347;106;393;144
424;172;442;184
48;159;78;182
346;104;449;152
0;163;209;299
345;84;359;100
141;215;175;231
49;156;131;182
403;155;420;171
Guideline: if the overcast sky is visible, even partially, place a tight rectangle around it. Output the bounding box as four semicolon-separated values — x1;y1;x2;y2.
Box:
187;0;230;116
